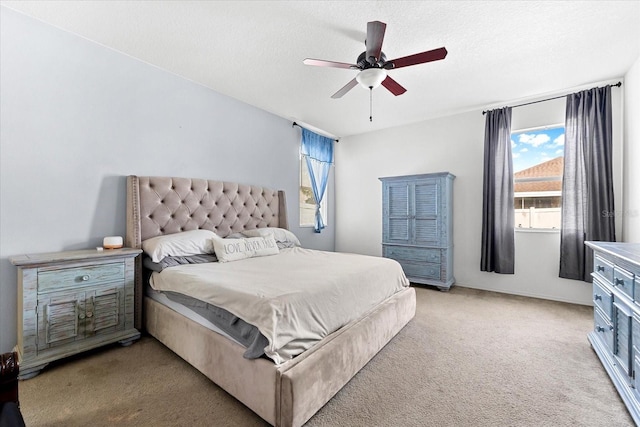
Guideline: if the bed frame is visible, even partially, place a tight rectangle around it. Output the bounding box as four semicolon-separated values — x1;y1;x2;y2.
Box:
125;175;416;427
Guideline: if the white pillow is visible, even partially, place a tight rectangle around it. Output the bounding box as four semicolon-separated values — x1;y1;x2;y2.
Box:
142;229;217;263
212;233;279;263
241;227;301;249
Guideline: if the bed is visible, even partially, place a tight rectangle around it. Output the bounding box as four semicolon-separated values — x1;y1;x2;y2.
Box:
125;175;416;427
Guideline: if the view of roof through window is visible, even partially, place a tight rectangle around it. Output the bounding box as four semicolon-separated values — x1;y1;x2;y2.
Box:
512;126;565;229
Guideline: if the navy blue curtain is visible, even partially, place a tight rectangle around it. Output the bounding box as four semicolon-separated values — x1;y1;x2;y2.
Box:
301;128;334;233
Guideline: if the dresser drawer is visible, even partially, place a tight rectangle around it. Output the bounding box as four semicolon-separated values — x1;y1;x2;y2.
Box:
38;263;125;293
399;261;441;281
613;266;635;301
594;255;614;285
594;307;614;353
384;246;441;264
593;278;613;321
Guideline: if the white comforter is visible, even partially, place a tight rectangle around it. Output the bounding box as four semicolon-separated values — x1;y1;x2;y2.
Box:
149;247;409;364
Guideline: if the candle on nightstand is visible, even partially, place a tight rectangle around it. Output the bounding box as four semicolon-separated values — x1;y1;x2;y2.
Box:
103;236;123;249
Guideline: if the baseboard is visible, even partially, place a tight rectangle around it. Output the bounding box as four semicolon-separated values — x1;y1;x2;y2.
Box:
454;283;593;306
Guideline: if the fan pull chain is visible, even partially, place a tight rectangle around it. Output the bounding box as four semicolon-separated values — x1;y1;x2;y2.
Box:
369;87;373;122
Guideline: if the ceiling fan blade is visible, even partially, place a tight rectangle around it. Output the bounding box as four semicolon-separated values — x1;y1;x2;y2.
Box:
384;47;448;69
366;21;386;64
303;58;358;69
381;76;407;96
331;78;359;99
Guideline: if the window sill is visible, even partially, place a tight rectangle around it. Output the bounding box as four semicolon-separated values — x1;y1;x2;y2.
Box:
515;228;560;234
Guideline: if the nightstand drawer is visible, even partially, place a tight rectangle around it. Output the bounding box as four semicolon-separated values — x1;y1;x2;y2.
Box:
38;263;124;293
384;246;440;264
593;278;613;320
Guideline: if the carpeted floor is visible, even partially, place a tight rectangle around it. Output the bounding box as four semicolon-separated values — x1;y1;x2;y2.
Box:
18;286;634;426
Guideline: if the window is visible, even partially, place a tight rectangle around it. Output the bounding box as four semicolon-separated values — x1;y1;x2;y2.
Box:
299;156;327;227
511;125;565;229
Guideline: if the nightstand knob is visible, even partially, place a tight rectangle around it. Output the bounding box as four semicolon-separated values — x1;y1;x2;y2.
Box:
81;275;90;281
78;313;85;320
86;312;93;318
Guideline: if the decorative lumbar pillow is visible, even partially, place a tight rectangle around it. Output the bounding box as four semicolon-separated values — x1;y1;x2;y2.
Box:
212;233;279;263
241;227;301;249
142;229;217;263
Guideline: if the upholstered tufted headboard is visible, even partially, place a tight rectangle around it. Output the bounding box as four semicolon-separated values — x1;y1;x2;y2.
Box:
125;175;288;329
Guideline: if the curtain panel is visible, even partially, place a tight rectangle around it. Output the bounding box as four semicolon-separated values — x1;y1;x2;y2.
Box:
300;128;334;233
481;107;515;274
559;85;616;281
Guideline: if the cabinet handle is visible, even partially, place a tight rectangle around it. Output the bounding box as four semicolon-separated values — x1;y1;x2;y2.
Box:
594;294;602;301
78;313;85;320
86;311;93;318
81;275;90;281
597;265;605;272
615;278;625;286
596;325;606;333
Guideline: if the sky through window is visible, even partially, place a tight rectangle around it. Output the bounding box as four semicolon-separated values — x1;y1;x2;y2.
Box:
511;126;565;172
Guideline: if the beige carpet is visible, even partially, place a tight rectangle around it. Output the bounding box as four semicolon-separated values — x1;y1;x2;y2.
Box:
18;286;633;426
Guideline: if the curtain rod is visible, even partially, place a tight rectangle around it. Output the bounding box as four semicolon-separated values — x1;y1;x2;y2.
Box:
482;81;622;115
292;122;339;143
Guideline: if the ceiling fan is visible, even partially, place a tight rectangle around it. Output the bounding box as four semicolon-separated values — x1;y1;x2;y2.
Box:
303;21;447;103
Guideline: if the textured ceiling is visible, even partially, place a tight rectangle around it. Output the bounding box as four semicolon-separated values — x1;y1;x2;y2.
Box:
2;1;639;138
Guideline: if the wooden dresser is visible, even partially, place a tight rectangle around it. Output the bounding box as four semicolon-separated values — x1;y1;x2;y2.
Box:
586;241;640;424
380;172;455;291
10;248;141;379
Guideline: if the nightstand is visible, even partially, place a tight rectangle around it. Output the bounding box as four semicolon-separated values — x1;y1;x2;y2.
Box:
10;248;142;379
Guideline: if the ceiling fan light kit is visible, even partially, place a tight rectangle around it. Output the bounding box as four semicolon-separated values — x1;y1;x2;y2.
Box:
356;68;387;89
303;20;447;121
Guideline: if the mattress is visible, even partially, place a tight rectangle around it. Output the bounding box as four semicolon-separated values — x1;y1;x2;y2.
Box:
149;247;410;364
145;285;243;346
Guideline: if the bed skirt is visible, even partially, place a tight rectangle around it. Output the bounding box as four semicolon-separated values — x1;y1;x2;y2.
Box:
144;286;416;427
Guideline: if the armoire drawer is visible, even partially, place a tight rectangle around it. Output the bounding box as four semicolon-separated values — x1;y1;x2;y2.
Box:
399;261;441;281
384;246;441;264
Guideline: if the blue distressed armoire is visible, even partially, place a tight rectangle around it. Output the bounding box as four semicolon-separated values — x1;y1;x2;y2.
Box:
380;172;455;291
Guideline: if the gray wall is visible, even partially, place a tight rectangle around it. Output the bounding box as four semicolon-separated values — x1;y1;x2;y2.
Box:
0;7;335;353
623;55;640;242
335;81;625;306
